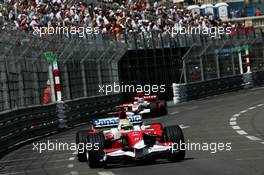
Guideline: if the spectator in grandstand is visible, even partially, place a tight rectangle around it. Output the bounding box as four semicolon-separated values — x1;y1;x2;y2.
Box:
255;8;261;16
2;0;233;37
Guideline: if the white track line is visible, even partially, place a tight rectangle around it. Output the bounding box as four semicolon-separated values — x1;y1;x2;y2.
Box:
70;171;79;175
248;106;256;110
170;111;179;115
230;117;237;121
69;157;75;161
67;152;78;175
232;114;240;117
231;126;241;130
236;130;248;135
239;110;248;114
229;121;237;125
179;124;190;129
230;104;263;145
246;136;261;141
67;164;74;168
98;171;115;175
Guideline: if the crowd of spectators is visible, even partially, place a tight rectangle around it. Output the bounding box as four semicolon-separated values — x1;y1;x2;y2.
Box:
0;0;244;37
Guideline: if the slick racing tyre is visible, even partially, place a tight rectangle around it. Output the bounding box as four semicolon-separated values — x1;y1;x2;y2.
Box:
163;125;185;161
76;131;89;162
159;100;167;115
87;133;105;168
150;101;159;117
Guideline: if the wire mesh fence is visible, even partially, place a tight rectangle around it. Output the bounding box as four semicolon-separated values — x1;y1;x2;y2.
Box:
181;28;264;83
0;30;126;112
0;27;264;109
118;28;264;100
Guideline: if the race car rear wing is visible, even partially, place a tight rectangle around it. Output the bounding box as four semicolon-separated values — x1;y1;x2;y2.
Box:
93;115;142;129
134;95;157;101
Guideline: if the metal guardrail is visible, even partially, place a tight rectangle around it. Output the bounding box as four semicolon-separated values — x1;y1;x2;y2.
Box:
185;75;244;100
0;94;123;157
252;70;264;86
173;69;264;103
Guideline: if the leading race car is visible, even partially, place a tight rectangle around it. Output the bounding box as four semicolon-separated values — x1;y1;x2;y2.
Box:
114;93;167;117
76;111;185;168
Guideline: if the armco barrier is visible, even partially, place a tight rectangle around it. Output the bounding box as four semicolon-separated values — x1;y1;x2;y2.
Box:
0;103;57;156
173;72;263;102
253;70;264;86
184;75;244;100
64;94;122;127
0;94;123;157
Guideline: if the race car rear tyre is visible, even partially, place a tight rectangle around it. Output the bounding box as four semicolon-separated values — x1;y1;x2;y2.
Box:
163;125;185;161
87;133;105;168
76;131;88;162
159;100;167;115
150;101;159;117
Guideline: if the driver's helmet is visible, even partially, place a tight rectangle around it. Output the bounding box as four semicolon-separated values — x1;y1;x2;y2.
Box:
120;119;133;131
138;97;144;104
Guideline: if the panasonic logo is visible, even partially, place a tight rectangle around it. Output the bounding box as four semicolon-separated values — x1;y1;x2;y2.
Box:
94;115;142;127
127;115;141;122
94;118;119;126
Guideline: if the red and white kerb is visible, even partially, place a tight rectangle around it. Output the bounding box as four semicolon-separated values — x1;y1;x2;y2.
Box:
53;62;62;101
245;48;251;73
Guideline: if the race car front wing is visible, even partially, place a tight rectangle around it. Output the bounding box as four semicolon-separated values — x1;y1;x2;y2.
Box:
102;144;174;162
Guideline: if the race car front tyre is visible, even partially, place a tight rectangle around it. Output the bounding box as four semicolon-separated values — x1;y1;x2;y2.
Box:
163;125;185;161
76;131;88;162
150;101;159;117
87;133;105;168
159;100;167;115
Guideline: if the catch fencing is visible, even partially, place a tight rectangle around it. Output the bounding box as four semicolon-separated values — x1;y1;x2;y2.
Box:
172;28;264;103
181;28;264;84
0;30;127;112
118;28;264;100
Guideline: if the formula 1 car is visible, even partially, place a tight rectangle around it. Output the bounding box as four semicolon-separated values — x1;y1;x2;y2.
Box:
76;112;185;168
114;94;167;117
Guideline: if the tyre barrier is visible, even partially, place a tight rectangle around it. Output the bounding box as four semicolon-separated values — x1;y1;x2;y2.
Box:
172;83;187;104
0;93;123;157
56;101;68;129
243;72;254;89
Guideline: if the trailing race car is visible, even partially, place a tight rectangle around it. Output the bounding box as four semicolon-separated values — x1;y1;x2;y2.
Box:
76;112;185;168
114;93;167;117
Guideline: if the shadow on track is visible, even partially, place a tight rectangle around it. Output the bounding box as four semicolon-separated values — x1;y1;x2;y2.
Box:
103;157;195;169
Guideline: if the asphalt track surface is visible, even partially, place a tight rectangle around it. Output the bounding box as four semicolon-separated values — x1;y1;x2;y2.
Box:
1;87;264;175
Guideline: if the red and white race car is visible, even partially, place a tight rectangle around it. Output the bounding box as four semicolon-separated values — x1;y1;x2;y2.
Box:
115;94;167;117
76;112;185;168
